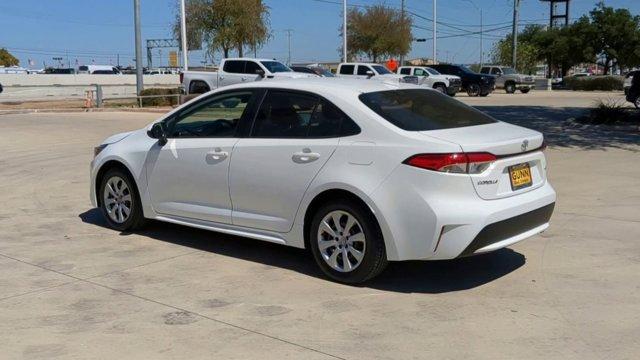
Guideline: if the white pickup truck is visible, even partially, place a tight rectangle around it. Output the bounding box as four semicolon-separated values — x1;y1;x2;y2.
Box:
336;63;419;84
181;58;316;95
397;66;462;96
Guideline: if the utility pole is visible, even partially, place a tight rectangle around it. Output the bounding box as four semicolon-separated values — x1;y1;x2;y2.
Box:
433;0;437;63
512;0;520;70
180;0;189;71
480;8;483;68
284;29;293;65
343;0;348;62
133;0;144;95
400;0;405;65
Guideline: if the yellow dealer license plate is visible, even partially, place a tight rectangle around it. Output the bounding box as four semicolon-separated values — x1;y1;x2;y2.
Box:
509;163;532;191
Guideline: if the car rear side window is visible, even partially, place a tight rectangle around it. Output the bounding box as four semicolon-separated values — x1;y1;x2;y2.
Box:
251;91;316;138
339;65;355;75
223;60;246;73
359;89;496;131
251;91;360;138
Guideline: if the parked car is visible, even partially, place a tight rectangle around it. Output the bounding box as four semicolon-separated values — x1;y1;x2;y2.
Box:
624;70;639;96
336;62;419;84
625;71;640;108
429;64;495;97
397;66;461;96
44;68;76;74
480;66;535;94
291;65;335;77
90;78;556;284
78;65;121;75
181;58;316;95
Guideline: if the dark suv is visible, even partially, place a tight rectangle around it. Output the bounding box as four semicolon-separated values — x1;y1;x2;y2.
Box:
429;64;495;97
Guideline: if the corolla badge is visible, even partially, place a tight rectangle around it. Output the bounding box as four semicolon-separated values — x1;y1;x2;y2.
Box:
521;139;529;152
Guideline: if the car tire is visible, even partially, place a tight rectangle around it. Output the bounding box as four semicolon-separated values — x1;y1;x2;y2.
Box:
99;168;146;232
466;84;481;97
505;82;516;94
635;97;640;109
309;200;388;284
520;88;531;94
434;84;447;94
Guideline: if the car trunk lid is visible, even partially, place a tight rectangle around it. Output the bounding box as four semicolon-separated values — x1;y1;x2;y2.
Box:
420;122;547;200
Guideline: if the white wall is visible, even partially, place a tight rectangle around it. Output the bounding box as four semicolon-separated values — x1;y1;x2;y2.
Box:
0;74;180;102
0;74;178;86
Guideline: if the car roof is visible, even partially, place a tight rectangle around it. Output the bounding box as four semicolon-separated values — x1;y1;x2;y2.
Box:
218;77;419;97
224;58;283;62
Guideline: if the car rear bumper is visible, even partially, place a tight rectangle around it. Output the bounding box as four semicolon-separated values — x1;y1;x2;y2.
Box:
458;202;554;257
370;165;556;261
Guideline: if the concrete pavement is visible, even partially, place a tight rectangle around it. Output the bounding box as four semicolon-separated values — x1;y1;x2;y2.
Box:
0;97;639;359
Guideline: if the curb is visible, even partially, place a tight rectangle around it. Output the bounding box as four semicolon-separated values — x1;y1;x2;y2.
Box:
0;107;171;116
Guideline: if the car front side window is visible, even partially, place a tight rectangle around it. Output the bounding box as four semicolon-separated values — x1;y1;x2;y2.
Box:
168;91;254;138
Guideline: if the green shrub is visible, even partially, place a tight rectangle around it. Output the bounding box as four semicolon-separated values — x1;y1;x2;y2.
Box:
139;88;180;107
576;98;638;125
564;76;623;91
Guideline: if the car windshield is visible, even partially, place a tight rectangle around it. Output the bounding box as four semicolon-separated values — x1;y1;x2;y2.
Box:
502;67;517;75
459;65;475;74
372;65;392;75
260;61;292;73
425;67;440;75
359;89;497;131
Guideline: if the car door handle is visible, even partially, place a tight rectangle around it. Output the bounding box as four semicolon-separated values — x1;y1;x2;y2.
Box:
206;148;229;161
292;149;320;164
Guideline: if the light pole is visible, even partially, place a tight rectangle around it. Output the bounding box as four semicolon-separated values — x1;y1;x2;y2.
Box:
180;0;189;71
343;0;348;62
133;0;144;95
464;0;483;68
284;29;293;65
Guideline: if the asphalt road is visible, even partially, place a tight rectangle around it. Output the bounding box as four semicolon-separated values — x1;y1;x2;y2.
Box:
1;94;639;359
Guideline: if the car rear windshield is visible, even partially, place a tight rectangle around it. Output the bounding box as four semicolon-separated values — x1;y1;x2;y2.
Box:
359;89;497;131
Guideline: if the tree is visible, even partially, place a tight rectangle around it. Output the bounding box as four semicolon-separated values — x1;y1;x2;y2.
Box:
173;0;270;59
589;2;640;74
172;0;206;51
343;5;412;62
491;25;544;74
0;48;19;67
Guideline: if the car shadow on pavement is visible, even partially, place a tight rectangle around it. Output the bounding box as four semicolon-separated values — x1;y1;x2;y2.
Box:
477;105;640;151
80;208;525;294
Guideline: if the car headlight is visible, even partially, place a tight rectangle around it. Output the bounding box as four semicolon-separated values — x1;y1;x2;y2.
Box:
94;144;108;158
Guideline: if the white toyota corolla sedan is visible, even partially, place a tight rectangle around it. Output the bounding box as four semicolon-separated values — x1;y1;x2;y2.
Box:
90;78;556;283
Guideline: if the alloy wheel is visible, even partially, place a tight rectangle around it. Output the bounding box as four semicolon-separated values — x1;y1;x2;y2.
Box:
103;176;133;224
317;210;366;273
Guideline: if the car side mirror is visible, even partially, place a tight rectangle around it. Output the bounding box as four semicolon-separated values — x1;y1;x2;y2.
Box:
366;70;374;79
147;122;168;146
255;69;265;78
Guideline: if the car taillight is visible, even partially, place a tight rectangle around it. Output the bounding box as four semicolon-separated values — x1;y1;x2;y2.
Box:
403;152;496;174
179;72;184;84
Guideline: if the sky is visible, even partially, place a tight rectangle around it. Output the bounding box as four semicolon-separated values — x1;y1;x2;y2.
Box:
1;0;639;69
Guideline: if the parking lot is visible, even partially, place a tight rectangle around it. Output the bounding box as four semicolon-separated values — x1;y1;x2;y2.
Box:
1;92;639;359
